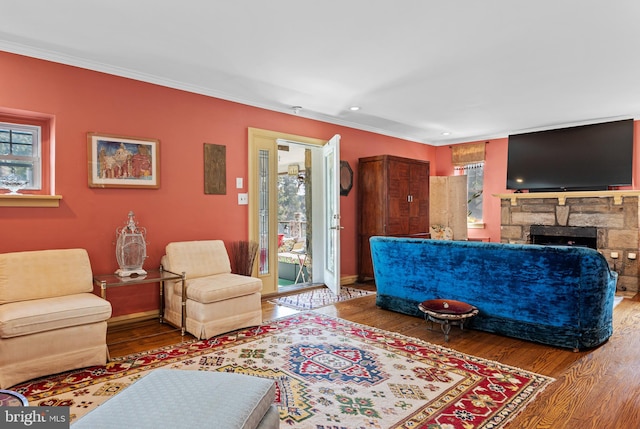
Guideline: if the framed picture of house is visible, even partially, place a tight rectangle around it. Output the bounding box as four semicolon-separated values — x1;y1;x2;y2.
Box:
87;132;160;189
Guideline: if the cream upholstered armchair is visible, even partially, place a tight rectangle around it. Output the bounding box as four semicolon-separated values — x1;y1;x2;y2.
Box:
0;249;112;388
161;240;263;339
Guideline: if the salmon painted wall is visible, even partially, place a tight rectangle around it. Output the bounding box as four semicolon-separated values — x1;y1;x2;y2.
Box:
0;51;435;317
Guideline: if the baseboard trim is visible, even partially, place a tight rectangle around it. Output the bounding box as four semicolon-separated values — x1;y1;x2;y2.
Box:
108;310;159;327
340;275;358;286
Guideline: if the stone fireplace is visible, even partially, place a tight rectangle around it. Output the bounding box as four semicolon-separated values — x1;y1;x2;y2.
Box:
496;191;640;293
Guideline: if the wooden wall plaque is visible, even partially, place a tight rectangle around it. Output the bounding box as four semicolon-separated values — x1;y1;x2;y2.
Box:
204;143;226;195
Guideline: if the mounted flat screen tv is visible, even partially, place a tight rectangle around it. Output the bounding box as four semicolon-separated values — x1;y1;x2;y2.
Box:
506;119;634;192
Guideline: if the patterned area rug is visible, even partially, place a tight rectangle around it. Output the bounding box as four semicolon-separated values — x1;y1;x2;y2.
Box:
13;312;554;428
269;286;376;310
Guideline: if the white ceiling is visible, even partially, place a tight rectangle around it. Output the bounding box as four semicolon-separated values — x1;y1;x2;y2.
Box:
2;1;640;146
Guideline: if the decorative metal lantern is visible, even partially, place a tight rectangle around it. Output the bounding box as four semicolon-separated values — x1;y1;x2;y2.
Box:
115;211;147;277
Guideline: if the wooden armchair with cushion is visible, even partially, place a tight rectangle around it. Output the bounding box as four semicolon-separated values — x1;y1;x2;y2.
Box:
161;240;263;339
0;249;112;388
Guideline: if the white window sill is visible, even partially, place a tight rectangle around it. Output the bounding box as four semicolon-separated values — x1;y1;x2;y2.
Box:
0;194;62;207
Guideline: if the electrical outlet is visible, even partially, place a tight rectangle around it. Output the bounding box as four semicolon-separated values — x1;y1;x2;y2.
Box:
238;193;248;205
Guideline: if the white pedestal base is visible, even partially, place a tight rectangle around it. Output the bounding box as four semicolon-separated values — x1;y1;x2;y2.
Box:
115;268;147;277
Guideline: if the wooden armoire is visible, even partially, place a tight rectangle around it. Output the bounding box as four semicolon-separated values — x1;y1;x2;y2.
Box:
357;155;430;281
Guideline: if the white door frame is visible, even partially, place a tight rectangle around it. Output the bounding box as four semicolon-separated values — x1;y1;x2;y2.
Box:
248;128;341;295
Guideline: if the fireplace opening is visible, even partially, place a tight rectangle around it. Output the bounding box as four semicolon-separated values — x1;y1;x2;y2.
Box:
530;225;597;249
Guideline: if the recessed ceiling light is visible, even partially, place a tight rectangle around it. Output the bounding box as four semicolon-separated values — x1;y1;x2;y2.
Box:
441;132;451;136
349;106;360;111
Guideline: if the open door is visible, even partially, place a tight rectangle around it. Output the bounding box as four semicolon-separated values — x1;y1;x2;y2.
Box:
249;128;341;295
321;134;341;294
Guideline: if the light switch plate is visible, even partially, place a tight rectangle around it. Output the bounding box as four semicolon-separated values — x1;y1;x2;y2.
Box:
236;177;243;189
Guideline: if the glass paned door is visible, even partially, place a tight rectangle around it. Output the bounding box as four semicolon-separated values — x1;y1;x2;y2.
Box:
258;149;270;275
322;135;341;294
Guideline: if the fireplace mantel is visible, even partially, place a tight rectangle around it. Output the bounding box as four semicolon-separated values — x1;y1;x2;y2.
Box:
493;190;640;206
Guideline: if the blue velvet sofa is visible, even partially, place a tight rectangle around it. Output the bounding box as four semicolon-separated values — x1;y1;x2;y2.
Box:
370;236;618;350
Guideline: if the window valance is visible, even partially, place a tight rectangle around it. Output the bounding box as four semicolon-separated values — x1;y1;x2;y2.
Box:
451;142;485;166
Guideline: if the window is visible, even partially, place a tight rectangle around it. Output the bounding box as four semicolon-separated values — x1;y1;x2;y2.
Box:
455;162;484;225
0;121;42;190
451;142;486;226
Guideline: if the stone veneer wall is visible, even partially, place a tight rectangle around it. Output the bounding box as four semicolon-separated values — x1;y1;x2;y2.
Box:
500;195;640;293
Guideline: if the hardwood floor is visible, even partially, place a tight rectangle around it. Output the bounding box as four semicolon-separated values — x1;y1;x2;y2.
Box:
107;286;640;429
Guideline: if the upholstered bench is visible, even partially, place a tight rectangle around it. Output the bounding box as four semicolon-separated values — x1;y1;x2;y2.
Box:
73;369;279;429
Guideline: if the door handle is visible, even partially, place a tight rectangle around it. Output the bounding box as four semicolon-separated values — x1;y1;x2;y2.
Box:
330;214;343;230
